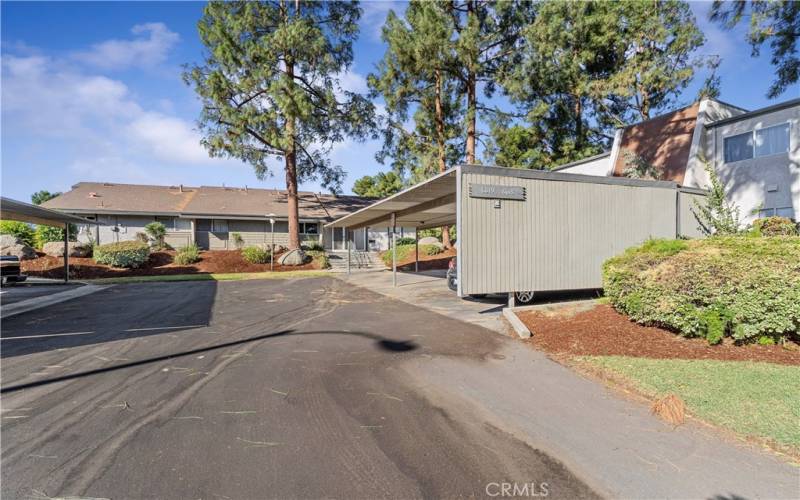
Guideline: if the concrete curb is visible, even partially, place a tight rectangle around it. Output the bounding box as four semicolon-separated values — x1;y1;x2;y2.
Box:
502;307;531;339
2;284;111;319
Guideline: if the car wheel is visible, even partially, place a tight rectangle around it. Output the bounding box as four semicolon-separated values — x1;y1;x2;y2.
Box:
515;291;535;304
447;275;458;292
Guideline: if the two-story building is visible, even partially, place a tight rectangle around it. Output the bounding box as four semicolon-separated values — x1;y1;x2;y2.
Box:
555;98;799;224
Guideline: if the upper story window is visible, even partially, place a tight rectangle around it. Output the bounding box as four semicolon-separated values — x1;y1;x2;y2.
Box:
754;123;790;158
723;122;790;163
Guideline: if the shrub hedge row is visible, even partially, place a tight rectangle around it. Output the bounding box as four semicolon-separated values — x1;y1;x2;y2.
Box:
602;236;800;344
93;241;150;268
381;244;443;266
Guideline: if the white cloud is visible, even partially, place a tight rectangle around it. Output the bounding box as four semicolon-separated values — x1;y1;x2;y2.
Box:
1;27;235;180
2;54;141;134
360;1;405;41
127;112;214;164
72;22;180;70
336;69;370;96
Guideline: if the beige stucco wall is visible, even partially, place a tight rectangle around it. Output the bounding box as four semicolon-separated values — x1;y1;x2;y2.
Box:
702;104;799;224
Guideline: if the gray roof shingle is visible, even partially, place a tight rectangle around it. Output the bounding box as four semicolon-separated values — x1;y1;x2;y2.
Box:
42;182;372;220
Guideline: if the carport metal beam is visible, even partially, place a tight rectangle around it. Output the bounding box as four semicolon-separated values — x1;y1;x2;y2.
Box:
349;193;456;231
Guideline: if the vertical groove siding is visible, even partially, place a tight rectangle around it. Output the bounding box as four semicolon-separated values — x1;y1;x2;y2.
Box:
460;172;681;295
677;191;708;238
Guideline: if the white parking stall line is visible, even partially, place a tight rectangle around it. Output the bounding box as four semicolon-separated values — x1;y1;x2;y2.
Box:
1;331;95;341
124;325;207;332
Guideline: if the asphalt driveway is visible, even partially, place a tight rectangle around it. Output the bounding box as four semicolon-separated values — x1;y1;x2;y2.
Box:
1;278;597;499
2;278;797;499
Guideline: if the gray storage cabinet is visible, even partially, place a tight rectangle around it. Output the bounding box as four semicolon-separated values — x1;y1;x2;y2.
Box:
456;166;705;296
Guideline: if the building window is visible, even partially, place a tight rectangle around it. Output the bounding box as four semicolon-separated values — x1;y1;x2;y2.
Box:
300;222;319;235
754;123;790;158
758;207;795;220
212;219;228;233
724;122;790;163
724;132;754;163
154;216;175;231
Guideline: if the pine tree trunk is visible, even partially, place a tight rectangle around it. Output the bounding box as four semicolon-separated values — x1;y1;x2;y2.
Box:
285;41;301;250
465;0;477;165
434;69;453;250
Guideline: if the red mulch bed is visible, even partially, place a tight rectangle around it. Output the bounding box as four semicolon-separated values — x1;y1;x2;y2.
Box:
517;303;800;366
21;250;320;280
395;248;457;271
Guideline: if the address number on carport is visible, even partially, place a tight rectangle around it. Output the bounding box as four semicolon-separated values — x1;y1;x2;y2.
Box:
468;184;526;201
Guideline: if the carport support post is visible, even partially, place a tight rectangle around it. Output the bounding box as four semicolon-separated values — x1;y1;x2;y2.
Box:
346;229;351;274
508;292;515;308
391;212;397;287
63;222;69;283
414;234;418;273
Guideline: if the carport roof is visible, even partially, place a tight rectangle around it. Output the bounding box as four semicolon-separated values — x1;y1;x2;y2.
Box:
325;169;458;230
1;197;99;227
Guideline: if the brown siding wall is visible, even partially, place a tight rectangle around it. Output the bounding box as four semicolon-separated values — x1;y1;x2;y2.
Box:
613;103;699;183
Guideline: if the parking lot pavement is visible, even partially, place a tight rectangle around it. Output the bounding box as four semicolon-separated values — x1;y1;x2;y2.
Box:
339;269;512;334
2;278;797;500
0;283;83;306
0;278;599;500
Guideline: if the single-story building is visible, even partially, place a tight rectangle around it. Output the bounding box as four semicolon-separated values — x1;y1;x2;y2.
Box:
42;182;413;251
555;97;799;225
327;165;707;301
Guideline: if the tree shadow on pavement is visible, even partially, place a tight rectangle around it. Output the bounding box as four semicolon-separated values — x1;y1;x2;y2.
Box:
0;328;418;394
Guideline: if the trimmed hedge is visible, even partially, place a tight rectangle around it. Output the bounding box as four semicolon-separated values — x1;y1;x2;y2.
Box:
174;243;201;265
94;241;150;268
395;237;417;246
306;250;329;269
752;216;798;237
242;246;270;264
603;237;800;344
302;241;324;252
381;244;443;266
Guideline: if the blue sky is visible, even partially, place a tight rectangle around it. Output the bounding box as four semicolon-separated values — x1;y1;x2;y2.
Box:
1;1;792;202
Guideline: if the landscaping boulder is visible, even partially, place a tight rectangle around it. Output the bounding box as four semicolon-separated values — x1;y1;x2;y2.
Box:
42;241;91;258
277;248;307;266
417;236;444;249
0;234;19;247
0;235;37;260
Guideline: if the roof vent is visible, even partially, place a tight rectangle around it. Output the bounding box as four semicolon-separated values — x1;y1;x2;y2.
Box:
179;184;184;193
88;192;98;198
103;183;114;186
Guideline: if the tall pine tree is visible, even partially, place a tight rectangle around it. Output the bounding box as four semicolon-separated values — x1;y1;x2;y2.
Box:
184;1;375;250
369;1;462;247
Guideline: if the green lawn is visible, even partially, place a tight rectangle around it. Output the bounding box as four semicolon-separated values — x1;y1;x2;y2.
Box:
86;270;331;284
580;356;800;452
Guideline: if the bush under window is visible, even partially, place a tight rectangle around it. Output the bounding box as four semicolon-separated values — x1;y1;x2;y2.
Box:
94;241;150;268
752;216;797;237
174;243;201;265
242;246;270;264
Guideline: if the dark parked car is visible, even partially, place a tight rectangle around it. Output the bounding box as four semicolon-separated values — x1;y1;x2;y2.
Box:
1;255;27;285
447;257;534;304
